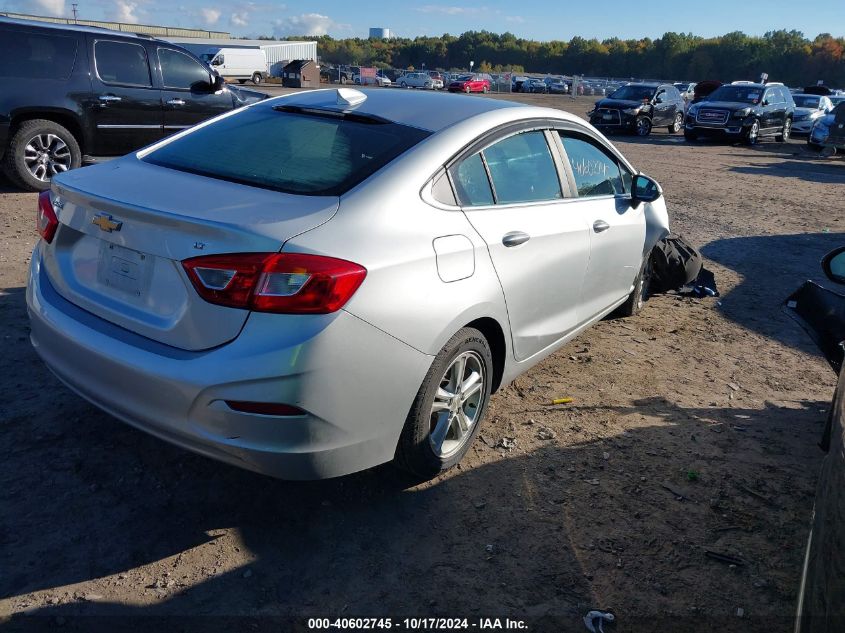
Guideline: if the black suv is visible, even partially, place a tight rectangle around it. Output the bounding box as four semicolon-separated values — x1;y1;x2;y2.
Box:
0;17;267;191
684;82;795;145
588;83;686;136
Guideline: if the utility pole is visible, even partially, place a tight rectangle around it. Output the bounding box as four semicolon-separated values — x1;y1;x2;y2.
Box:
71;3;79;22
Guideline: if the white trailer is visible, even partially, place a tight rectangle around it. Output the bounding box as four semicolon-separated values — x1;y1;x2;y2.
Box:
200;48;268;84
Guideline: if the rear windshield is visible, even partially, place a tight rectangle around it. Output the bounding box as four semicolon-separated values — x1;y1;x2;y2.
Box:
793;95;821;108
143;106;431;196
609;85;656;101
0;27;79;80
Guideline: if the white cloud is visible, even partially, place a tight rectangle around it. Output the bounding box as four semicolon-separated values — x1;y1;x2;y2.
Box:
505;15;525;24
273;13;346;36
32;0;66;15
231;10;249;26
199;7;221;25
111;0;141;23
415;5;486;15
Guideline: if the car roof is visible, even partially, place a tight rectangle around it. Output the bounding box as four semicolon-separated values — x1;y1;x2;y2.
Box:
263;88;556;133
0;16;166;43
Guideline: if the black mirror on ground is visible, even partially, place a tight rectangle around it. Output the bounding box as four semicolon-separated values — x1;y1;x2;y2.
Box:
822;247;845;284
632;173;662;207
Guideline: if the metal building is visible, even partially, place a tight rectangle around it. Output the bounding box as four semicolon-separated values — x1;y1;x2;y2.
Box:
368;27;391;39
0;11;229;38
165;38;318;77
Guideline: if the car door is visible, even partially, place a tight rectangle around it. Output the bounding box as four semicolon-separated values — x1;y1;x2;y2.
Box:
156;46;234;135
556;131;646;322
452;128;591;361
652;88;673;125
761;87;783;131
88;37;163;155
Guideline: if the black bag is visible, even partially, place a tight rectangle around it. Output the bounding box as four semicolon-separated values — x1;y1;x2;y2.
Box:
649;236;703;293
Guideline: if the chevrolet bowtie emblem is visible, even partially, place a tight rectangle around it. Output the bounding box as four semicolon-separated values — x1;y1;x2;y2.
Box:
92;213;123;233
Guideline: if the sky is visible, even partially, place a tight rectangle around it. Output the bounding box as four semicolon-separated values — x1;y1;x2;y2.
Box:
5;0;845;41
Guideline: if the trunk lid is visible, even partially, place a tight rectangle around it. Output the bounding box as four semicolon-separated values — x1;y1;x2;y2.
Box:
45;158;339;351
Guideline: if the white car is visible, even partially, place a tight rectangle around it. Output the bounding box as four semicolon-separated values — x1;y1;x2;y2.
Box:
792;94;833;135
397;72;433;89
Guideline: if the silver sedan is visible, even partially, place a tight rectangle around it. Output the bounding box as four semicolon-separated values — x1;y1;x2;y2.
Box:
27;88;670;480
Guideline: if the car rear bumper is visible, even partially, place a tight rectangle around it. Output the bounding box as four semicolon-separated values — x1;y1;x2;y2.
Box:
27;245;433;479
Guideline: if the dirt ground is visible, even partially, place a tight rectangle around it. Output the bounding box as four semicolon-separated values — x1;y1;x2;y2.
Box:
1;91;844;632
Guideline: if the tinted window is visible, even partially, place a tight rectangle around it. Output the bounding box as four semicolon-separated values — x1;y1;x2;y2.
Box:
707;85;763;104
609;85;656;101
483;131;561;204
158;48;211;89
559;134;625;197
794;95;821;108
451;153;494;207
0;28;78;79
95;40;151;86
143;107;431;196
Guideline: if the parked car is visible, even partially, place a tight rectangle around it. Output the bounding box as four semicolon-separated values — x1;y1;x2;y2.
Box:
520;78;547;93
548;80;569;94
674;82;696;101
588;83;686;136
354;72;392;87
28;88;669;480
200;47;268;85
791;93;833;135
788;246;845;633
684;81;795;144
427;72;445;90
512;75;529;92
448;74;491;93
397;72;433;89
808;101;845;154
691;80;722;104
0;17;267;191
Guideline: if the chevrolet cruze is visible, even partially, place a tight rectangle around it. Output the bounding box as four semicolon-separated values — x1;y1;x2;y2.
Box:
27;88;670;480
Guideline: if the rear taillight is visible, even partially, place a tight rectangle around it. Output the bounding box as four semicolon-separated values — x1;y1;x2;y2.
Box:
37;191;59;243
182;252;367;314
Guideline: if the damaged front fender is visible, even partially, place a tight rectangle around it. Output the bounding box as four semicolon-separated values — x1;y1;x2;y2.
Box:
643;195;671;258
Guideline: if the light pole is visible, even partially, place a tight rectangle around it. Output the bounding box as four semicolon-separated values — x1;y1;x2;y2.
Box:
469;60;474;74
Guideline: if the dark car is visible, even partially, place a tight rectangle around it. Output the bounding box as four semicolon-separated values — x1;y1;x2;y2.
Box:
684;81;795;145
788;246;845;633
588;83;686;136
0;17;267;191
691;80;723;104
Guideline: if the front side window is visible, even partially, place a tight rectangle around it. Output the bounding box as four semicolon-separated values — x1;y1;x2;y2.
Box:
482;131;562;204
158;48;211;90
95;40;151;87
143;107;431;196
559;133;627;197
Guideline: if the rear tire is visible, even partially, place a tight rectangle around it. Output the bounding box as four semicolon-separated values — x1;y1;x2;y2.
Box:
251;73;263;85
3;119;81;192
776;117;791;142
395;327;493;479
614;256;652;318
482;85;489;94
669;112;683;133
237;79;246;84
465;85;471;94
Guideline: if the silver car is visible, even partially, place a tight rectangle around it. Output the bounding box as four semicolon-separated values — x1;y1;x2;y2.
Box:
397;72;433;89
27;88;669;480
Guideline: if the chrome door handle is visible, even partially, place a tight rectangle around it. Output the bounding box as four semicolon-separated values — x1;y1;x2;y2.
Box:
98;95;122;102
593;220;610;233
167;98;186;106
502;231;530;247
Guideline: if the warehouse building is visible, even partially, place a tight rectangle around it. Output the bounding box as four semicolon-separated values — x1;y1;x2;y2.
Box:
165;38;318;78
0;11;229;38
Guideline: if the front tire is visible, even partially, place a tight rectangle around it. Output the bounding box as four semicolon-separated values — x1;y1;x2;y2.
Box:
669;112;683;133
744;119;760;145
482;85;489;94
3;119;81;192
465;85;471;94
395;328;493;479
635;115;652;136
776;117;791;142
615;256;652;318
251;72;263;85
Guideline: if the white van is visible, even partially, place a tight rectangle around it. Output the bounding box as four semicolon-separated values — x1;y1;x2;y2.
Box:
201;48;268;85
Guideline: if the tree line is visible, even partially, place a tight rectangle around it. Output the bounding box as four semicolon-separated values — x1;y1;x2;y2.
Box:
257;30;845;85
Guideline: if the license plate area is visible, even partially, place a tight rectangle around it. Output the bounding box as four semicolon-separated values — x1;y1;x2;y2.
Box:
97;243;151;298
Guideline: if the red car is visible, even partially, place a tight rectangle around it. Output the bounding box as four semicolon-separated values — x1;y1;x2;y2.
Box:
448;74;491;94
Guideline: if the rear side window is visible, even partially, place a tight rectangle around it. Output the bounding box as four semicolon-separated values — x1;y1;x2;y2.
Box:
483;131;562;204
143;107;431;196
95;40;151;87
0;28;78;80
451;153;494;206
158;48;211;90
559;133;627;197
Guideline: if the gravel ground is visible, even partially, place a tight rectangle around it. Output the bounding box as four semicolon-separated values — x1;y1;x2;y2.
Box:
1;90;844;632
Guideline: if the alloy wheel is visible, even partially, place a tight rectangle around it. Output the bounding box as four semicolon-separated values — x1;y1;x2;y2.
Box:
429;351;486;458
636;117;651;136
672;113;683;132
782;119;791;141
24;134;71;182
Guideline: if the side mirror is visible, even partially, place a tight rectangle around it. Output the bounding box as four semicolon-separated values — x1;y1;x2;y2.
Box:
631;173;662;208
822;247;845;284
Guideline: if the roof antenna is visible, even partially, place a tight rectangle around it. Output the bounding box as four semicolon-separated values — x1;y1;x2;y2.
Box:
336;88;367;107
